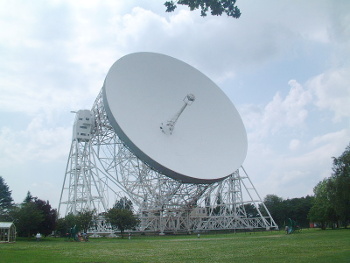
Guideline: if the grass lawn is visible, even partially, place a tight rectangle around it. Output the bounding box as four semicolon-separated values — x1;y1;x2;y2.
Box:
1;228;349;262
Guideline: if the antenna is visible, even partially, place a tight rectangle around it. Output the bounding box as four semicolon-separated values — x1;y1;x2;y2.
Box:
160;93;195;135
59;52;278;235
103;52;248;183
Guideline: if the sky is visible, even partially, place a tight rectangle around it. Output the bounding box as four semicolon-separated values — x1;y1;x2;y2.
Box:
0;0;349;210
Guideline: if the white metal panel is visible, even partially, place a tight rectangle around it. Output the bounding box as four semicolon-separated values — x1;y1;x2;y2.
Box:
103;52;247;183
72;110;93;142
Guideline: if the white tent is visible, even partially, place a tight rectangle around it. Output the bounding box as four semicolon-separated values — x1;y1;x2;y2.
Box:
0;222;16;243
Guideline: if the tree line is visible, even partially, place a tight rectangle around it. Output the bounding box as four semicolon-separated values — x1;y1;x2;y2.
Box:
0;190;57;237
0;143;349;237
308;144;350;229
0;183;139;238
56;197;139;238
262;194;314;228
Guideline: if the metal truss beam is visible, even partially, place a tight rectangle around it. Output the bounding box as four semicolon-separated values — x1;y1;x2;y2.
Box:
59;90;278;234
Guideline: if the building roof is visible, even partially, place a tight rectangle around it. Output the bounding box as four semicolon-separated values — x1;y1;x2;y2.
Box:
0;222;14;229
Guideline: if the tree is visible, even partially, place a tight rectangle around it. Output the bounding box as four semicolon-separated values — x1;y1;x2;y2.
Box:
33;199;57;236
113;197;133;211
23;191;34;203
242;203;259;218
164;0;241;18
56;213;78;237
212;193;224;215
55;210;95;236
76;209;95;233
308;143;350;229
105;208;139;237
308;179;336;229
262;194;313;228
263;194;285;227
286;196;314;228
10;192;57;237
329;144;350;226
10;202;44;237
0;176;14;220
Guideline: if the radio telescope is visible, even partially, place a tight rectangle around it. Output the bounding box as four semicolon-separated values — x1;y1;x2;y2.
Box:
58;52;278;234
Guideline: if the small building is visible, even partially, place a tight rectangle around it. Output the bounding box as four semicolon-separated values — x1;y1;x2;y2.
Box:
0;222;16;243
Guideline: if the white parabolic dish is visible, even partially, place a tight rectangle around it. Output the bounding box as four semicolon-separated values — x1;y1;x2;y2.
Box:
103;52;247;183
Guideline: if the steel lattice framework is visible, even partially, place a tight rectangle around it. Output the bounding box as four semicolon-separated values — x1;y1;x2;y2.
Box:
59;91;278;234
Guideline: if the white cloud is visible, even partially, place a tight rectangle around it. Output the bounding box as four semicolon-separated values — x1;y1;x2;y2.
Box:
241;79;312;138
249;129;350;198
241;72;349;199
264;80;311;131
289;139;300;151
0;116;71;167
328;1;350;44
307;67;350;121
